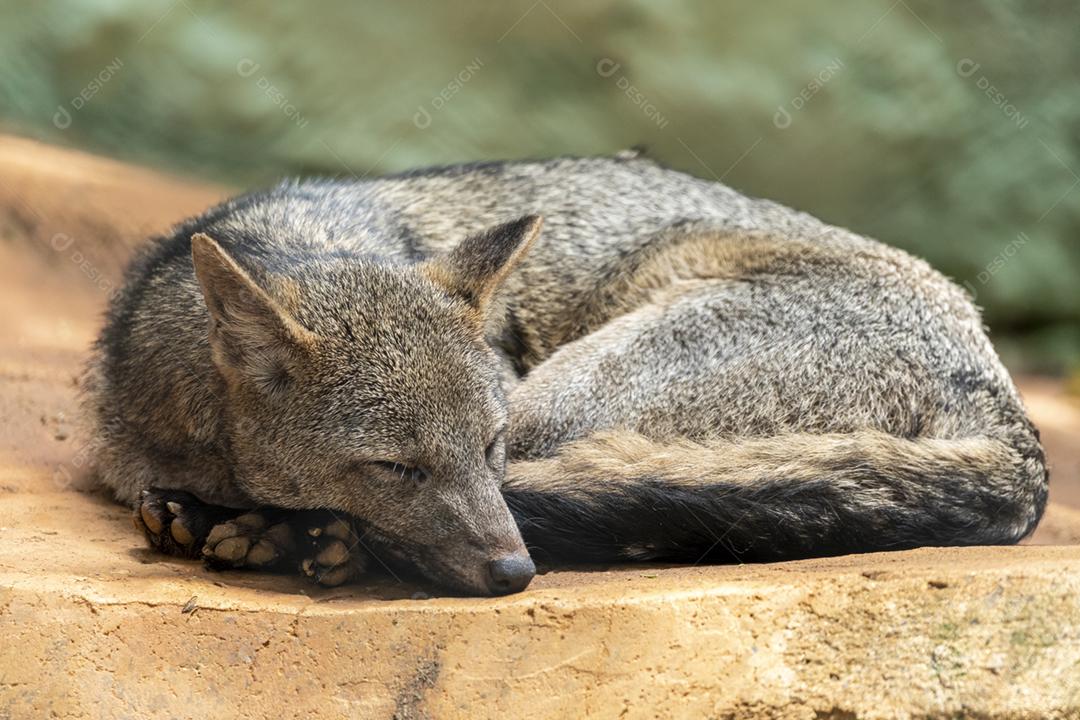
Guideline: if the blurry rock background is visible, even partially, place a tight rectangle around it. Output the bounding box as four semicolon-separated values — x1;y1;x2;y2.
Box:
1;0;1077;373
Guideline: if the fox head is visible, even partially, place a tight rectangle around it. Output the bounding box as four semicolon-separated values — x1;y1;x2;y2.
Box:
189;216;542;595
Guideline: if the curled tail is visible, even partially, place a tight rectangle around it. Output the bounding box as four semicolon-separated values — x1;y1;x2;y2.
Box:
503;429;1048;564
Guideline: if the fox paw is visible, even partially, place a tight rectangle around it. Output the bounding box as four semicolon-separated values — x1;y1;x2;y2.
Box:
134;488;240;559
296;512;368;587
202;509;366;587
201;510;296;571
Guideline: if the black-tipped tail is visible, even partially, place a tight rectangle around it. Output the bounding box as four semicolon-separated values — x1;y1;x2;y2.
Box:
503;430;1047;564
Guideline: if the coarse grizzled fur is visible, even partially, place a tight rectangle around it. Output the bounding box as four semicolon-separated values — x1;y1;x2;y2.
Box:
82;152;1048;596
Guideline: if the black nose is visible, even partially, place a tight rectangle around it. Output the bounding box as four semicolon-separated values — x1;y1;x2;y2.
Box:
486;553;536;595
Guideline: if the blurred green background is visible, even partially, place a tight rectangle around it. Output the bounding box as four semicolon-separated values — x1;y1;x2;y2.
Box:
1;0;1078;372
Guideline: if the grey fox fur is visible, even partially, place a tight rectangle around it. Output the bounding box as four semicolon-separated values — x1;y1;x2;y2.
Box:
83;152;1048;596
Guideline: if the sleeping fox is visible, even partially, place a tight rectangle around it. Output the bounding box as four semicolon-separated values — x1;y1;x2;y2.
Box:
82;152;1047;595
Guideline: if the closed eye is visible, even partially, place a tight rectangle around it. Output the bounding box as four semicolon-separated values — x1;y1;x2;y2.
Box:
373;461;429;484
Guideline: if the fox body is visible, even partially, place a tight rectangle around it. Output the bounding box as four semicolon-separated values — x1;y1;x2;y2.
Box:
84;153;1047;595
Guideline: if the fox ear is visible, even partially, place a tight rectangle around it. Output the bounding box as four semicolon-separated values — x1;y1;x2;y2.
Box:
424;215;542;312
191;233;314;395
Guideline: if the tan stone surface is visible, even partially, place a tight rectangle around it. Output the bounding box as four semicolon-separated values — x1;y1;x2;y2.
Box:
2;133;1080;719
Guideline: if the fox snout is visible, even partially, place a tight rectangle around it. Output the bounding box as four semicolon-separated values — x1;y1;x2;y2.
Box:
349;475;535;596
439;518;535;596
397;530;535;597
486;552;536;595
